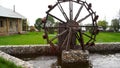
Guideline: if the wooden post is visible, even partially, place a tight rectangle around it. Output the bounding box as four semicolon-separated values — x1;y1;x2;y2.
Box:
6;18;9;35
17;18;21;33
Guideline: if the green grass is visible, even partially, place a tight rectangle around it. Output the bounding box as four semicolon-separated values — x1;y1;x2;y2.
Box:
0;32;47;45
96;32;120;42
0;57;22;68
0;32;120;45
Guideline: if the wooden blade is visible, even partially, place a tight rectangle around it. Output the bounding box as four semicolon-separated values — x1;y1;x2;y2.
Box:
66;28;72;50
82;33;94;40
69;1;73;20
77;12;93;23
58;2;69;21
47;13;65;23
74;4;84;21
50;29;68;41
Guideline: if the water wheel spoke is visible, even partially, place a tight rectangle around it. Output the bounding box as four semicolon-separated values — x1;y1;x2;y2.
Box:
44;31;49;43
61;32;69;48
74;4;84;21
46;26;66;29
75;33;80;41
47;13;65;23
82;33;94;40
50;29;68;41
66;28;72;50
77;12;93;23
69;1;73;20
75;32;82;44
58;2;69;21
49;41;55;47
72;30;80;43
78;30;85;50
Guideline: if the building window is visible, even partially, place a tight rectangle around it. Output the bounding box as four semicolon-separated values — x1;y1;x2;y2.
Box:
0;21;3;27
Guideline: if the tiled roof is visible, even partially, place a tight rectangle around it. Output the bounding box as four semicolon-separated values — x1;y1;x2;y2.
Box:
0;6;26;19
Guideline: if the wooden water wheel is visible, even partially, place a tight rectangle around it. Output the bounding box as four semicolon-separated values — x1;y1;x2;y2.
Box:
42;0;99;51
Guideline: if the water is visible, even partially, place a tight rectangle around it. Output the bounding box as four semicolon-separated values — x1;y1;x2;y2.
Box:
90;53;120;68
27;56;57;68
24;53;120;68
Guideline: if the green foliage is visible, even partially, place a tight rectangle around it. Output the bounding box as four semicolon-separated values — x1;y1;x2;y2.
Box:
34;18;42;31
0;57;22;68
47;16;55;34
47;16;55;23
98;20;108;31
111;18;119;32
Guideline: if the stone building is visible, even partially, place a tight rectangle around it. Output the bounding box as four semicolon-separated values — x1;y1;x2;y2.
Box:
0;6;26;36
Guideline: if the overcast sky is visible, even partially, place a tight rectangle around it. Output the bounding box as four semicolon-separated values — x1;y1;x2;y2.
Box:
0;0;120;25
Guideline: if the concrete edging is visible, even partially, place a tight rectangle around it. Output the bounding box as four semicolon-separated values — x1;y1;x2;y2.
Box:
0;43;120;55
0;50;33;68
0;43;120;68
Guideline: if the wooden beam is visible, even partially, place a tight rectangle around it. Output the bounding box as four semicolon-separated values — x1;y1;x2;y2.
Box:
17;18;20;33
6;18;9;35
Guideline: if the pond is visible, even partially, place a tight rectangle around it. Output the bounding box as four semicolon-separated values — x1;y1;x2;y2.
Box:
20;53;120;68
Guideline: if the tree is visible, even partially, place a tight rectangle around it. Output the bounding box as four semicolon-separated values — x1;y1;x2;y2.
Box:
48;16;55;23
46;16;55;34
46;16;55;27
111;19;119;32
34;16;55;32
34;18;42;31
98;20;108;31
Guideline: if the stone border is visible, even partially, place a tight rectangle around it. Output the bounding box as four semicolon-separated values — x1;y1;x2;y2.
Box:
0;43;120;68
87;43;120;53
0;50;33;68
0;45;54;56
0;43;120;55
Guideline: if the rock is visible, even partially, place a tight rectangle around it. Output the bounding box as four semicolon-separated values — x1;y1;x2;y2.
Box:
62;50;89;63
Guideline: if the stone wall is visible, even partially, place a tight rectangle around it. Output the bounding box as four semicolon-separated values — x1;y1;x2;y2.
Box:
0;43;120;68
0;45;56;56
0;43;120;56
87;43;120;53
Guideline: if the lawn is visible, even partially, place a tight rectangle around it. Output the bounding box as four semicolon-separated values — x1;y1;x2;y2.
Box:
0;32;47;45
0;57;22;68
96;32;120;42
0;32;120;45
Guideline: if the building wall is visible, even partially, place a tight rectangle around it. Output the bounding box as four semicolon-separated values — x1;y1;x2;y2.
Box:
9;18;18;33
17;19;22;33
0;17;23;36
0;18;7;35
